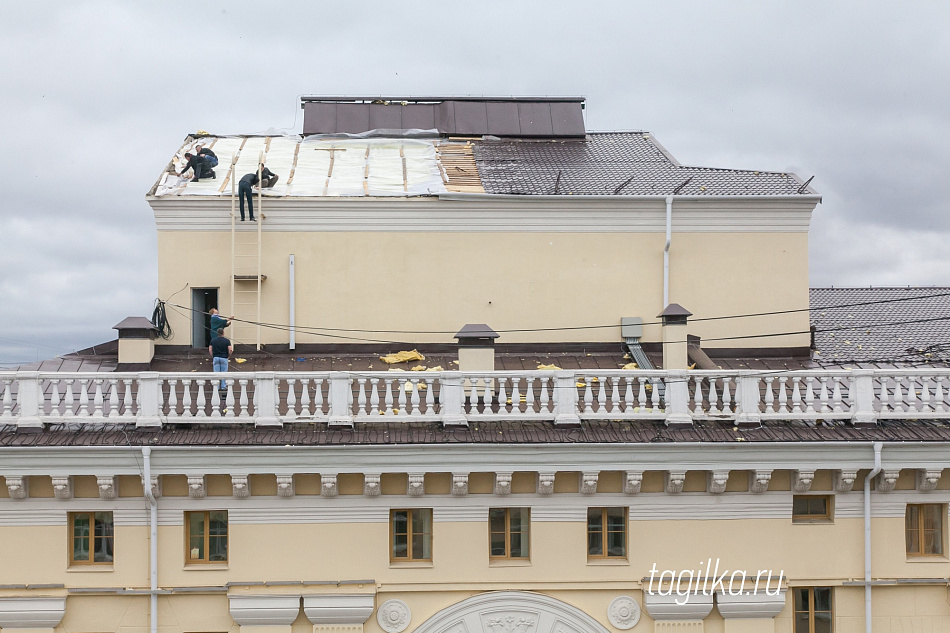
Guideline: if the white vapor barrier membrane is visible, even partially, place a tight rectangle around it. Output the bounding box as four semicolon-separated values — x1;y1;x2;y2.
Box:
155;136;447;197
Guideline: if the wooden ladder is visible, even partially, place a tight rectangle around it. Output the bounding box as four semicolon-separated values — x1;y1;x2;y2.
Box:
229;153;266;351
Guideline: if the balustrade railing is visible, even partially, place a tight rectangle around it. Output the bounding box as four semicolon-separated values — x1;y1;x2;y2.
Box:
1;369;948;429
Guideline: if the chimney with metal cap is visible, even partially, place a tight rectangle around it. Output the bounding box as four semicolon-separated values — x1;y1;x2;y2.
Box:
113;317;158;371
657;304;691;370
454;324;499;373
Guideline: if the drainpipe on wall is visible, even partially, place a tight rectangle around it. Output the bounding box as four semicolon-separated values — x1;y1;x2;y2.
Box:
289;254;296;351
664;196;672;307
142;447;158;633
864;442;883;633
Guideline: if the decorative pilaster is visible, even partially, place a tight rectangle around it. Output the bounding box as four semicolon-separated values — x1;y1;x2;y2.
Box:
494;472;512;496
407;474;425;496
580;471;599;495
321;474;338;497
707;470;729;494
793;469;815;492
141;474;161;499
451;473;468;496
97;476;117;500
916;469;942;491
276;475;295;498
877;470;900;492
5;475;30;499
232;475;250;499
624;470;642;494
187;475;206;498
364;474;381;497
750;470;772;493
834;469;857;492
537;473;555;495
52;476;72;500
665;471;686;494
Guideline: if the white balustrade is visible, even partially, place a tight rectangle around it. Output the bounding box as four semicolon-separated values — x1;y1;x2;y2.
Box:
1;369;949;429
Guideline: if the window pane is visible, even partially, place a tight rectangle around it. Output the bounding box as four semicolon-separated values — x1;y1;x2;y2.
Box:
490;531;506;556
73;513;90;537
189;513;205;538
606;507;625;528
794;588;808;611
794;613;810;633
210;511;228;536
73;535;90;562
588;530;603;556
209;535;227;562
814;588;831;612
189;535;204;561
606;530;626;557
809;497;827;515
814;612;832;633
393;511;408;534
588;508;603;530
94;512;114;563
489;509;506;532
793;497;808;515
393;532;408;558
510;532;524;558
509;510;524;533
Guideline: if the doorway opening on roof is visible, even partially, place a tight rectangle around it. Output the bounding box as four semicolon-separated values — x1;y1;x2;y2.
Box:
191;288;218;348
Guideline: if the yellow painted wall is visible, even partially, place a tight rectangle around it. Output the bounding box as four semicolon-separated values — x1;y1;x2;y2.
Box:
156;231;809;349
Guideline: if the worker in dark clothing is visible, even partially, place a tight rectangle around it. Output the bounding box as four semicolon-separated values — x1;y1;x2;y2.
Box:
209;329;232;390
196;145;218;169
178;152;216;182
238;166;278;221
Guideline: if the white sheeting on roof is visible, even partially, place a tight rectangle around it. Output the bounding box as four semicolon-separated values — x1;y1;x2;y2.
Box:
155;136;447;198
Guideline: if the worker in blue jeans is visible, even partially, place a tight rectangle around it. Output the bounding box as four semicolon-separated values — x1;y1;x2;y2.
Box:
238;166;278;221
209;329;232;390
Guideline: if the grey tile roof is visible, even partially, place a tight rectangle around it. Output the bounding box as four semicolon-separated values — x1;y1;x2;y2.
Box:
810;287;950;365
1;418;948;447
472;132;813;197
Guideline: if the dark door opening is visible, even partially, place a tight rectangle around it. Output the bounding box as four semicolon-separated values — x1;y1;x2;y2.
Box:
191;288;219;348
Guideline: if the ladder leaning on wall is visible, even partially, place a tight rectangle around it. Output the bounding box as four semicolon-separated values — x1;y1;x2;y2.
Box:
229;153;266;351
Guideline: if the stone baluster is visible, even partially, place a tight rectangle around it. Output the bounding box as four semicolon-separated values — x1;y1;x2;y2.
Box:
195;379;207;417
356;378;367;415
107;378;120;418
286;378;297;416
181;378;193;417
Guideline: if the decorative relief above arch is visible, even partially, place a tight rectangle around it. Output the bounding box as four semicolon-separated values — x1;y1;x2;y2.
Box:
606;597;641;630
412;591;611;633
377;599;412;633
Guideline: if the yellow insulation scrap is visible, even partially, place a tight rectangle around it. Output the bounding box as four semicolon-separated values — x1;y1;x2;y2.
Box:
622;362;639;370
428;366;443;372
235;358;247;364
411;365;427;371
380;350;425;364
537;363;561;370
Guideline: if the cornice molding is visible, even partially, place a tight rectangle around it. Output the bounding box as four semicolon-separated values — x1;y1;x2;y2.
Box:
149;196;816;234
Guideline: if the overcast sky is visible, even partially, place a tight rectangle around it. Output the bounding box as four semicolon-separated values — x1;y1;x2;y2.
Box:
1;1;948;365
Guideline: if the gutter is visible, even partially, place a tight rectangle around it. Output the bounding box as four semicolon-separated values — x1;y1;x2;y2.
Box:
142;448;158;633
864;442;883;633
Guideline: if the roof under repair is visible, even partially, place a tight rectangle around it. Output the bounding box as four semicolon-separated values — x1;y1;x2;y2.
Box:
151;96;817;199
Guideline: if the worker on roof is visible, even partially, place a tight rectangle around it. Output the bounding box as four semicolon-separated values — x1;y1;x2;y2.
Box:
178;151;216;182
237;166;278;222
208;308;232;335
208;328;232;391
196;144;218;170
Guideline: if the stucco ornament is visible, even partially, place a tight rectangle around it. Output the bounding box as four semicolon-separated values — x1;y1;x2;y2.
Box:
607;597;641;630
377;600;411;633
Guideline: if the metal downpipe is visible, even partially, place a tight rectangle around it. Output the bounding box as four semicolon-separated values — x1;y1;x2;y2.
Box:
664;196;672;306
864;442;883;633
142;447;158;633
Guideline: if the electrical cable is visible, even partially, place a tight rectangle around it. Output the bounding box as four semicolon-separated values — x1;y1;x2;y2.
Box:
151;300;173;340
163;288;950;338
